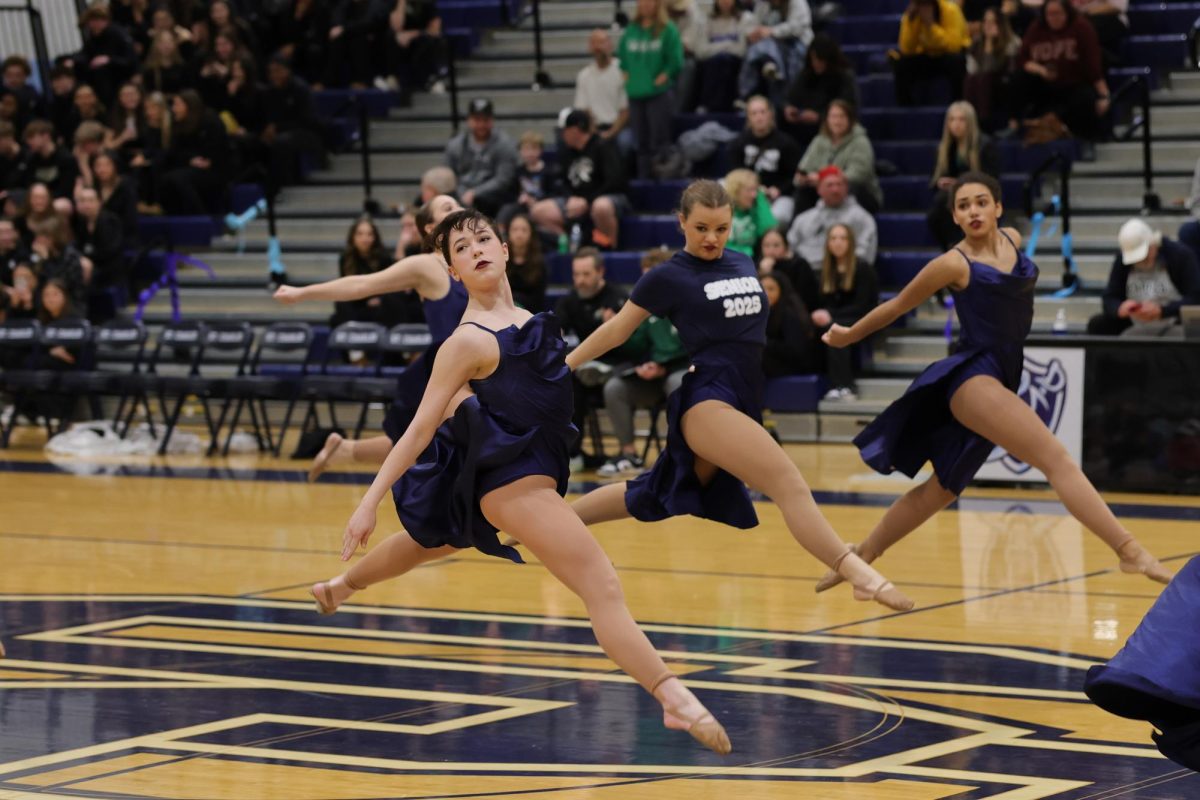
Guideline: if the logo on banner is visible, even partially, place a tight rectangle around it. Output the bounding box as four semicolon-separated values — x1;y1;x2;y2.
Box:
987;354;1068;474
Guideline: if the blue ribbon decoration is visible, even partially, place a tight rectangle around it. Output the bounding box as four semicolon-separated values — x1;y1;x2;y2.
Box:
267;236;287;277
134;251;216;323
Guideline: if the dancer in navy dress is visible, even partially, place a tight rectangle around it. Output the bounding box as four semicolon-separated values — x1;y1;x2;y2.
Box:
308;209;732;755
273;195;469;480
1085;556;1200;769
560;180;913;611
815;172;1172;594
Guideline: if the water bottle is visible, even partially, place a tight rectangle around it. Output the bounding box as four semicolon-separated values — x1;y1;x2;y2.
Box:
1052;307;1068;335
569;223;582;253
557;232;569;254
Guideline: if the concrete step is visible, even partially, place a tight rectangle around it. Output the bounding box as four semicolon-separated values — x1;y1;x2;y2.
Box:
881;335;949;361
1024;213;1183;244
402;85;576;116
179;252;341;285
369;117;557;149
455;58;588;88
324;152;445;182
233;218;398;248
1045;175;1194;211
527;0;618;24
1138;104;1200;136
853;376;909;402
277;184;419;212
142;287;332;323
817;412;874;443
475;30;604;58
1079;141;1200;173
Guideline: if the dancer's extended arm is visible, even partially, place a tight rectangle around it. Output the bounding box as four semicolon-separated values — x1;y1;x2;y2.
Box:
823;252;968;348
341;327;493;558
273;253;446;304
565;302;650;370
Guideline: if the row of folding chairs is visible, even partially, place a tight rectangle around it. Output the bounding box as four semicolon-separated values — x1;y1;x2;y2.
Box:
0;318;433;455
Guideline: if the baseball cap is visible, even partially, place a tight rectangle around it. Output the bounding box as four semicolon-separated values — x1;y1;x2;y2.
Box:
817;165;845;184
560;108;592;132
467;98;493;117
1118;218;1161;265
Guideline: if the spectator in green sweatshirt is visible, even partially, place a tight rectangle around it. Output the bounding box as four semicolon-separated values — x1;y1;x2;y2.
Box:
724;168;778;257
618;0;684;178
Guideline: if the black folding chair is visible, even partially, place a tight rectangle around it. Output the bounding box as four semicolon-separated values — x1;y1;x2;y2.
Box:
279;321;386;454
0;319;42;447
214;322;314;456
59;319;154;438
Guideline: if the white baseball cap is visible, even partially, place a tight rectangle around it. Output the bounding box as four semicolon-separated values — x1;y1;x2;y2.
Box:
1118;218;1162;265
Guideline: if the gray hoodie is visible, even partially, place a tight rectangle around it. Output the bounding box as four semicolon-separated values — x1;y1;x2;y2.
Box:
786;195;878;266
444;128;520;203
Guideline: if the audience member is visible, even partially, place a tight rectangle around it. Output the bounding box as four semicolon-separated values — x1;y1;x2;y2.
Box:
0;121;28;196
724;168;777;257
532;109;628;250
596;248;688;477
505;213;547;311
738;0;814;102
1011;0;1110;143
261;56;327;187
90;150;138;242
499;130;558;226
665;0;704;112
813;223;878;400
72;5;138;105
419;165;458;205
574;29;632;152
197;28;253;111
332;215;418;327
325;0;386;89
693;0;744;113
893;0;970;106
269;0;329;87
67;85;109;146
757;227;817;310
787;166;877;266
22;120;78;199
1087;219;1200;337
141;31;190;95
105;82;146;159
15;182;57;245
1;56;43;129
444;98;520;217
783;34;859;142
730;95;802;226
27;215;86;312
761;271;820;377
385;0;448;102
159;90;229;215
1074;0;1129;65
965;6;1019;130
795;100;882;214
618;0;684;178
927;101;999;250
71;186;125;291
46;67;78;143
72;121;108;191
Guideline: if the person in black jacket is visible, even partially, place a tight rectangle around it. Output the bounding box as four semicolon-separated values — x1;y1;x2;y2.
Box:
270;0;330;87
1087;219;1200;337
761;271;820;377
324;0;386;88
71;6;138;106
90;150;138;242
757;228;817;310
531;109;629;250
782;34;859;143
71;186;125;290
21;119;78;199
331;215;421;328
812;223;877;400
729;95;802;227
27;215;87;314
159;90;229;215
926;101;999;250
261;55;327;186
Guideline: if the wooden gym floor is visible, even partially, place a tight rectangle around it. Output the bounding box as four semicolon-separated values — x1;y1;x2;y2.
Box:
0;425;1197;799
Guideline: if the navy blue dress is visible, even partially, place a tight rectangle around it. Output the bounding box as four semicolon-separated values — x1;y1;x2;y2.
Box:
383;278;470;442
1085;556;1200;769
623;249;769;529
854;232;1038;494
391;312;577;562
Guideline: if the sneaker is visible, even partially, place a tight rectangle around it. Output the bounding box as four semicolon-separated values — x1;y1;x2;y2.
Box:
428;79;447;95
823;387;858;402
575;360;614;387
597;454;645;477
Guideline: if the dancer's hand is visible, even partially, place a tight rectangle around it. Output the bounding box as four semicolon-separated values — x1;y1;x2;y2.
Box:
822;323;854;348
273;285;303;304
342;505;377;560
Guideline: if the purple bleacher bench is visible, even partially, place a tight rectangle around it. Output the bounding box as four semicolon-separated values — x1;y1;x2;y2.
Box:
764;375;827;413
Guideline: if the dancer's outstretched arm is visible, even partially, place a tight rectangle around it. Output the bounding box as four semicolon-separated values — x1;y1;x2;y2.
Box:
566;301;650;369
273;253;447;304
341;327;495;558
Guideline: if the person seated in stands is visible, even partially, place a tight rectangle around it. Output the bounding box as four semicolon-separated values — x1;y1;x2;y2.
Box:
444;98;520;218
927;101;999;250
72;121;108;192
71;186;124;294
385;0;449;102
737;0;814;103
141;30;191;95
1087;219;1200;338
1;56;43;130
794;100;882;215
22;120;78;200
159;90;229;215
665;0;704;112
25;215;86;315
965;6;1020;131
46;67;79;147
1009;0;1110;145
0;217;33;318
1073;0;1129;66
332;215;422;329
782;34;859;144
504;213;547;312
0;121;28;200
760;271;820;378
757;227;817;310
419;166;458;206
15;183;58;246
68;5;137;106
498;131;559;228
597;247;688;478
88;150;138;243
692;0;745;113
206;1;261;59
196;28;255;112
261;55;327;187
730;95;802;226
105;82;146;161
1179;157;1200;264
724;168;777;258
324;0;386;89
395;209;421;259
574;29;633;156
65;86;109;150
268;0;328;88
0;217;30;281
531;109;628;250
813;223;878;401
787;166;877;273
892;0;970;107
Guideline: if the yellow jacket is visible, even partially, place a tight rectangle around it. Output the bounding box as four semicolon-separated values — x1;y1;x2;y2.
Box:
898;0;970;56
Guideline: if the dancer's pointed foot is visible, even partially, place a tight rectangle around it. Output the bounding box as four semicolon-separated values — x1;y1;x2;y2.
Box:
310;575;357;615
830;547;914;611
1117;540;1173;585
308;432;346;482
815;543;856;593
651;672;732;755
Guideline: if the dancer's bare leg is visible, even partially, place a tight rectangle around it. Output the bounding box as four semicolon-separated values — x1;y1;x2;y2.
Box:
311;531;458;613
481;475;731;754
571;482;634;525
681;400;914;610
309;434;394;482
816;476;956;592
950;375;1172;584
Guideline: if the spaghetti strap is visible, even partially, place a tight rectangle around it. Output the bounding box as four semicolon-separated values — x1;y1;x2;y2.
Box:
953;247;971;267
458;320;497;334
999;228;1020;257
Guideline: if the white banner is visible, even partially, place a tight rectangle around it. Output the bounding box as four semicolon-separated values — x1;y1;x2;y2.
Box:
975;346;1085;483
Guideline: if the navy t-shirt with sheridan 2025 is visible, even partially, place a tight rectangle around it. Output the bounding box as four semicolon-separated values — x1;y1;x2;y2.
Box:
624;247;769;530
